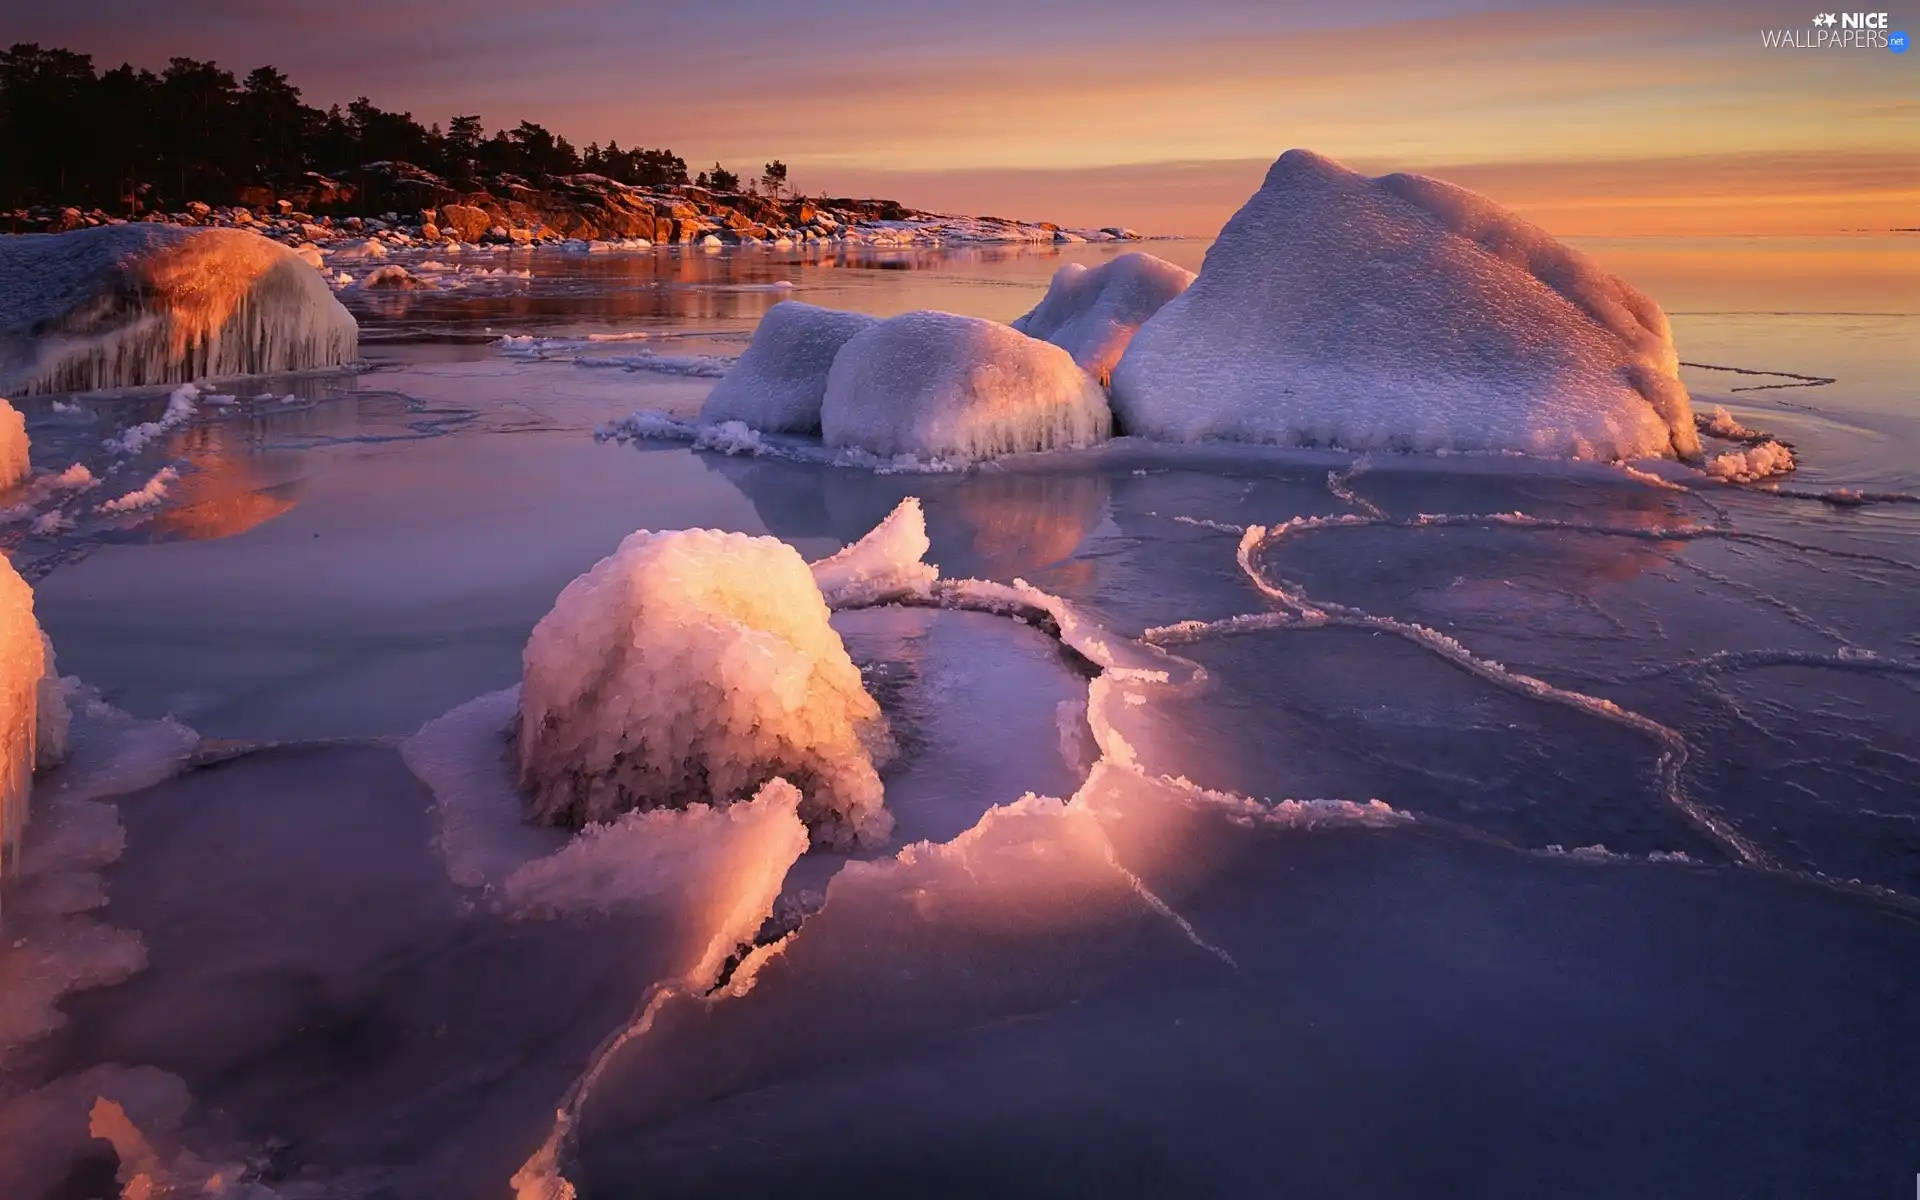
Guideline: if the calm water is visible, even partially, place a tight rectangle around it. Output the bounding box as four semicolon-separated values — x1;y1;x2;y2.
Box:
3;235;1918;1198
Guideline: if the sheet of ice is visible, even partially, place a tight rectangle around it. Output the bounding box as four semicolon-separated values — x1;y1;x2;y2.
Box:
517;528;892;847
0;684;196;1068
18;740;805;1196
698;302;876;433
822;311;1110;460
1011;252;1195;384
0;225;359;395
808;496;939;607
1110;150;1698;460
0;398;26;490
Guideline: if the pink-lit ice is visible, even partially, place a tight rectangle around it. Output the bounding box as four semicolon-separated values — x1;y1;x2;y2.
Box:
517;528;892;847
699;301;876;433
1011;252;1195;384
822;311;1111;460
1110;150;1699;460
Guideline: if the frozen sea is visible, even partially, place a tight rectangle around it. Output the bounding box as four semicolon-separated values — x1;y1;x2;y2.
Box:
2;235;1917;1198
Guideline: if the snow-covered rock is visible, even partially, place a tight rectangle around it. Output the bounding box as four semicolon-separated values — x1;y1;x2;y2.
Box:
1;554;49;877
698;302;876;433
0;225;358;395
822;311;1111;461
1110;150;1699;460
1012;253;1194;384
517;528;892;848
0;399;26;491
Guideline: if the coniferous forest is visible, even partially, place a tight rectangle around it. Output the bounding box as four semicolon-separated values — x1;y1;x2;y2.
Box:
0;44;701;212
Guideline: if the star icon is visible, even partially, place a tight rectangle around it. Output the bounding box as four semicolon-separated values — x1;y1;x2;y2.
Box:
1816;12;1838;25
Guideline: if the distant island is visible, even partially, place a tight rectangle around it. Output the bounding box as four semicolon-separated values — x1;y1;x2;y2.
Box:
0;43;1138;247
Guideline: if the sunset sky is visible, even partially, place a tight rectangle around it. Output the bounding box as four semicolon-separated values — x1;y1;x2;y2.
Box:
15;0;1919;234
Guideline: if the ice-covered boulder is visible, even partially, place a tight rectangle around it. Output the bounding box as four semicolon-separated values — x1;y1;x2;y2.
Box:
1011;253;1195;384
822;311;1110;460
699;301;876;433
517;527;891;848
1110;150;1699;460
1;554;49;878
0;399;26;491
0;225;359;395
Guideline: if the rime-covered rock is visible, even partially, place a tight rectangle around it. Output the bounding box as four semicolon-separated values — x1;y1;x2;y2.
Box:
822;311;1110;461
1012;252;1194;384
699;302;876;433
0;399;26;491
517;528;891;847
1110;150;1698;459
0;225;358;395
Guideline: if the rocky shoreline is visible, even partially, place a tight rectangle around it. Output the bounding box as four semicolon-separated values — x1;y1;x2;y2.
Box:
4;161;1142;250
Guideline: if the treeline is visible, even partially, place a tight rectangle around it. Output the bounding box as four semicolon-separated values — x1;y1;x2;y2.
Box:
0;44;784;212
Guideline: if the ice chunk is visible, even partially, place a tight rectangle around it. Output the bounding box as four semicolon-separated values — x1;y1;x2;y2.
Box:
698;301;877;433
1011;252;1195;384
0;554;47;880
97;466;179;514
809;496;939;608
358;264;430;290
518;528;892;847
822;311;1110;460
0;225;359;395
103;383;197;455
1110;150;1698;460
35;634;67;770
0;398;26;491
1705;440;1796;483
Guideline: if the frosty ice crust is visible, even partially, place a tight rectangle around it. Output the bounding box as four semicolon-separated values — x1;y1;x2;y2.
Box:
0;554;69;890
0;224;358;395
1011;252;1195;386
699;301;877;433
1110;149;1700;460
0;398;26;491
822;310;1112;460
516;527;893;848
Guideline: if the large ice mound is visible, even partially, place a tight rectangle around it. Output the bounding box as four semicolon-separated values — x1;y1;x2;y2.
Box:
0;225;359;395
1011;253;1195;384
0;399;25;491
517;528;892;848
822;311;1111;460
699;302;877;433
1110;150;1699;460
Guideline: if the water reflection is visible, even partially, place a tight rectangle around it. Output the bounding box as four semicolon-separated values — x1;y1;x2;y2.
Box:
703;454;1110;581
